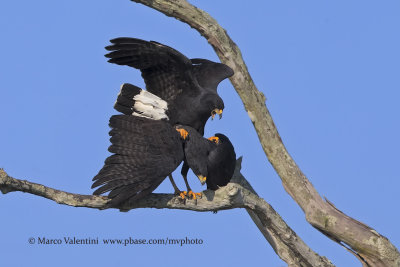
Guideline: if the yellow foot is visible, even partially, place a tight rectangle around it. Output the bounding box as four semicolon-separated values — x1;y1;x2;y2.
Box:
176;128;188;140
188;191;202;200
179;191;187;199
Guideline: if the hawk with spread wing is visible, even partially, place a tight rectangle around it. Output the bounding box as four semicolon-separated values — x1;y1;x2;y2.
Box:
105;37;233;135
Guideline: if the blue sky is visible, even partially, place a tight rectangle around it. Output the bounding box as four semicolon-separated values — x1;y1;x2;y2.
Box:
1;1;399;266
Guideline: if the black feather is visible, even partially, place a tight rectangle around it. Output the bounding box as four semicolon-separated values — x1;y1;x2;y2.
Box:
191;58;234;91
105;37;233;134
91;115;184;207
206;134;236;190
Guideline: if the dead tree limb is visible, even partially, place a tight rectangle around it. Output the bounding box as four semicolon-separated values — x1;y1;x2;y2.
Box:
0;159;334;267
129;0;400;266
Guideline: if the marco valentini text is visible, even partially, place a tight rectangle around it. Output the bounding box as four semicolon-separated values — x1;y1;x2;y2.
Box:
29;236;204;247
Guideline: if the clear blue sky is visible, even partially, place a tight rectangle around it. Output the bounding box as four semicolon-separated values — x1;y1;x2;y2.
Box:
1;1;399;266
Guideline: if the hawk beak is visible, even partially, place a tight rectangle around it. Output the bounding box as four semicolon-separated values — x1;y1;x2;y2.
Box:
197;175;207;185
208;136;220;144
211;109;223;120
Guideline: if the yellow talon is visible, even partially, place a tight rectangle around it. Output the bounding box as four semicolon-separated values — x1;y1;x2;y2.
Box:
188;191;202;200
176;128;188;140
179;191;188;199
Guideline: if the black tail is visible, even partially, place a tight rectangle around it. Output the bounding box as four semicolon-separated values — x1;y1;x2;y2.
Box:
114;83;169;121
114;83;142;115
91;115;183;207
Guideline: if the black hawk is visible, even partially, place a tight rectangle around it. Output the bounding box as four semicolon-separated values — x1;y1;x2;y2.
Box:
105;37;234;135
181;128;236;191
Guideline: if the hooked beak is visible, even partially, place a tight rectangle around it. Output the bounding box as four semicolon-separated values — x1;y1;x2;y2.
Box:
211;109;223;120
197;175;207;185
208;136;220;144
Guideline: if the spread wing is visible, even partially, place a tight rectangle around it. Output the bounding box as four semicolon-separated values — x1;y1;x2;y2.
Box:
190;58;234;91
105;37;200;103
92;115;184;206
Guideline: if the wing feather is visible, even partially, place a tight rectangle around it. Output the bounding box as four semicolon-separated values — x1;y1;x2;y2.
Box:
92;115;184;206
105;37;199;103
190;58;234;91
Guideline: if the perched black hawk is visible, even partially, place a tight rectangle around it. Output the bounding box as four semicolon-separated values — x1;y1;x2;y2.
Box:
105;37;234;135
181;128;236;191
92;85;236;207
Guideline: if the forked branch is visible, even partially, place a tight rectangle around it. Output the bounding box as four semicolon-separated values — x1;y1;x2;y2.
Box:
0;159;333;267
129;0;400;266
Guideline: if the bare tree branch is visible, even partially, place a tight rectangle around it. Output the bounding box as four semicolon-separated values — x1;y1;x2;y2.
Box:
129;0;400;266
0;159;334;267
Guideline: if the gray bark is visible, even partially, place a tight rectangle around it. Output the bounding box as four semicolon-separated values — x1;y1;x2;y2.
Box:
0;159;334;267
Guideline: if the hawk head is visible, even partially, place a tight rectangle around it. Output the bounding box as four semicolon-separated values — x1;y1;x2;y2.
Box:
204;94;224;120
